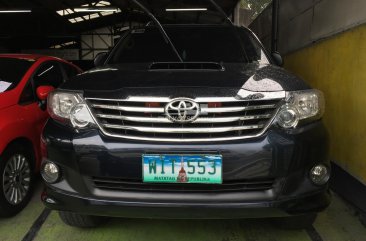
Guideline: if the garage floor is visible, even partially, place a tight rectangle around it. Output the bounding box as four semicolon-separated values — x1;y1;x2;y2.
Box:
1;182;365;241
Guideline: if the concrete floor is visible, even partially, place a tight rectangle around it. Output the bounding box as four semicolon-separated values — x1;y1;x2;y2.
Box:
1;183;365;241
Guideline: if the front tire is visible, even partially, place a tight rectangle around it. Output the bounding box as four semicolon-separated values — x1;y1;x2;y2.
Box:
0;144;35;217
59;211;106;228
273;213;317;229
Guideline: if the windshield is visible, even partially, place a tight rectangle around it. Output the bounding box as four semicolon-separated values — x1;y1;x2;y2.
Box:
108;26;269;64
0;58;34;93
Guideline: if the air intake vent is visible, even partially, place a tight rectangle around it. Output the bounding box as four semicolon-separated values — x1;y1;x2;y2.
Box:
92;177;275;193
149;62;224;71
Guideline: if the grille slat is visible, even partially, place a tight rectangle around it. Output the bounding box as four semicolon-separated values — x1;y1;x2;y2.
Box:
102;124;265;133
92;177;275;193
96;114;272;123
91;103;277;114
86;96;283;142
201;105;277;113
91;104;165;113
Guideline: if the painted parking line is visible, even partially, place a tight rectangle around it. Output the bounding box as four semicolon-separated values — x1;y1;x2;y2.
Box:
306;226;324;241
21;209;51;241
0;184;44;241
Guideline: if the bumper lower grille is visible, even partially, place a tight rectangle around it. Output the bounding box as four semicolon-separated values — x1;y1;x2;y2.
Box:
92;177;275;193
86;96;283;142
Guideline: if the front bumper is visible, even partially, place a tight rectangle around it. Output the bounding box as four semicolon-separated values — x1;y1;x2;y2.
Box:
42;119;331;218
43;187;330;219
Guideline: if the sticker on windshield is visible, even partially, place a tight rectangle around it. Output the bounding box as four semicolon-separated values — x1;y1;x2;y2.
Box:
0;80;12;93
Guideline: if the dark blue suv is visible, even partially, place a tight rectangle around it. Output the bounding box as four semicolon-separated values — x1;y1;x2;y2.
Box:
41;24;330;229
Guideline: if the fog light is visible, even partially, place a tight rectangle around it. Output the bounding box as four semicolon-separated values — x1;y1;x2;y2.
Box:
310;164;330;185
41;161;60;184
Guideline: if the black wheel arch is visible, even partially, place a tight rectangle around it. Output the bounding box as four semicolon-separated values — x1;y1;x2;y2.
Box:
0;137;36;171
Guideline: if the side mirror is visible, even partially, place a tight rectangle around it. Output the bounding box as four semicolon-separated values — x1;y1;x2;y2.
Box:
94;52;108;67
36;86;55;101
272;52;284;67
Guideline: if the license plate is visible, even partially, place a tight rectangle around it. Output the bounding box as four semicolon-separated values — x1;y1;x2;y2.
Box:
143;154;222;184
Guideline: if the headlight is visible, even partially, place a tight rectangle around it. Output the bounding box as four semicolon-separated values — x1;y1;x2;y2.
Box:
277;105;299;128
70;103;94;128
277;90;325;129
48;91;96;129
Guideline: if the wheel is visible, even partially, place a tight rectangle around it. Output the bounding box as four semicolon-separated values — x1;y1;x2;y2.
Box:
272;213;317;229
59;211;106;228
0;144;35;217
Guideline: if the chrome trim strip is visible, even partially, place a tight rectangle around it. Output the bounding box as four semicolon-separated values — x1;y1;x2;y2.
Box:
96;114;171;123
85;90;286;103
88;97;172;103
91;104;277;113
96;114;272;123
102;124;265;133
91;104;165;113
91;103;276;114
197;96;282;102
201;104;276;113
195;115;272;123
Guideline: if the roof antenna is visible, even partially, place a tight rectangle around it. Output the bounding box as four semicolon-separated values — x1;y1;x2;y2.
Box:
207;0;234;25
207;0;250;62
130;0;184;62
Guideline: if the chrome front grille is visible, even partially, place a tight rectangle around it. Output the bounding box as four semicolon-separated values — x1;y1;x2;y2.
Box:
86;96;284;142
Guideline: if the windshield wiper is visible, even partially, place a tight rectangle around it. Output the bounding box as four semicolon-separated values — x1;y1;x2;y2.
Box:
130;0;184;62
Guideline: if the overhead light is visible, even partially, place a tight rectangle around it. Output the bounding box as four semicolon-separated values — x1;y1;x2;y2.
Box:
0;9;32;13
166;8;208;12
74;7;119;12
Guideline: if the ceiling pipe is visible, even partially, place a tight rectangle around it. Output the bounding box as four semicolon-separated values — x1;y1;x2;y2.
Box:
74;7;119;12
271;0;280;52
0;9;32;13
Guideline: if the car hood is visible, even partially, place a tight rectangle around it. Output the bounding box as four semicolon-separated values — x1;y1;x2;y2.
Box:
60;63;310;99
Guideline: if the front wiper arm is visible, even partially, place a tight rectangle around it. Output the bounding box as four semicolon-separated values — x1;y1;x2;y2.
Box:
130;0;184;62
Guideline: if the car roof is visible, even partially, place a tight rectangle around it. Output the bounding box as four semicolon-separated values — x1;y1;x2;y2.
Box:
0;54;82;71
0;54;70;62
0;54;45;61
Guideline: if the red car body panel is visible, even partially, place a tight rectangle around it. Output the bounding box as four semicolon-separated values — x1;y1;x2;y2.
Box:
0;54;82;171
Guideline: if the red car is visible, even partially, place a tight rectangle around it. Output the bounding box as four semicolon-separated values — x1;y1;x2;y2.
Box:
0;54;81;217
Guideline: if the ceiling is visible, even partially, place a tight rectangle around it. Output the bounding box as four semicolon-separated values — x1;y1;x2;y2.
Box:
0;0;239;51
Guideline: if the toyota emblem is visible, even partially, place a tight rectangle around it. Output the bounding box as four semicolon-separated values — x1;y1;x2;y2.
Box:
165;98;200;123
